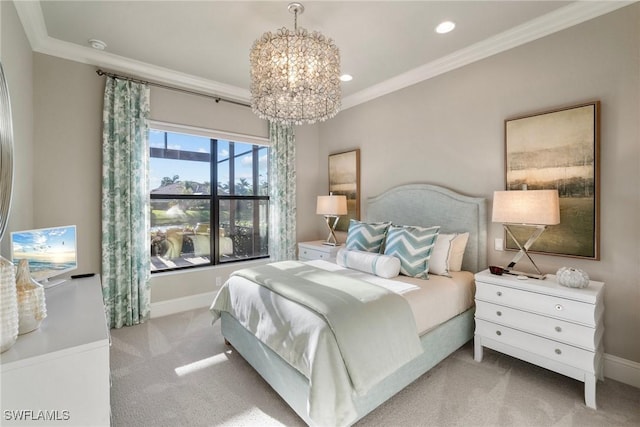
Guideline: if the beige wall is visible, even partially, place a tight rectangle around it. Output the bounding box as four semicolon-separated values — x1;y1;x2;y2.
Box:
318;5;640;363
33;54;104;275
0;1;34;256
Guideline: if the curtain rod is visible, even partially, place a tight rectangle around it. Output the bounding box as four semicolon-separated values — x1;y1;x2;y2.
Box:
95;69;250;108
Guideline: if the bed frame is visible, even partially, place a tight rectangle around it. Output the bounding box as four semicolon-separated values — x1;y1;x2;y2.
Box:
221;183;487;425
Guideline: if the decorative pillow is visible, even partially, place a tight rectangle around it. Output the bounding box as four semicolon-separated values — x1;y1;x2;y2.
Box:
345;220;391;253
383;225;440;279
448;232;469;272
336;248;401;279
429;232;470;276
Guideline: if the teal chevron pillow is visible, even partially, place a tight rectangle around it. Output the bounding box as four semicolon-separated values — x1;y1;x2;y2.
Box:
345;220;391;253
384;225;440;279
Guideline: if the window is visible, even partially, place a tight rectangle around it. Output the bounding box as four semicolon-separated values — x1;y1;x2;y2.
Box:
149;126;269;272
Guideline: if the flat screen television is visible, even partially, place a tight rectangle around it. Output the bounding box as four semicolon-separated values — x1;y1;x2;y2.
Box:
10;225;77;288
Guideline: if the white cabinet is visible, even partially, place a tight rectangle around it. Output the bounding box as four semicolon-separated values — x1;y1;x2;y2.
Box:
297;240;341;263
1;275;110;426
473;269;604;409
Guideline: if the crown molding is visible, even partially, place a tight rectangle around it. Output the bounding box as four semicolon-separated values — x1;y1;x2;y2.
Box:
341;1;636;110
12;0;48;51
14;1;637;111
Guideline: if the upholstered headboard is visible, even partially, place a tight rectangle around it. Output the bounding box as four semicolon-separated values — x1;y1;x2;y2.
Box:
365;183;487;273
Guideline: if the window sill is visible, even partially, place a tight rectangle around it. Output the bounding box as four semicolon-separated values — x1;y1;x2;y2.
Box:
150;257;270;278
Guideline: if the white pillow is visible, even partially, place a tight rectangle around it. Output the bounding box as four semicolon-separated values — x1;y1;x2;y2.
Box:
429;232;470;276
336;248;401;279
448;232;469;272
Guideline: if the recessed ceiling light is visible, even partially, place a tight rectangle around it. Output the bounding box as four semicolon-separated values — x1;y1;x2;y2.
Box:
340;74;353;82
435;21;456;34
88;39;107;50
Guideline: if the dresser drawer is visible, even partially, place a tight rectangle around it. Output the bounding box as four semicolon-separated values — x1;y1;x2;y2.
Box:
299;247;332;261
475;282;597;326
475;301;601;351
475;319;598;373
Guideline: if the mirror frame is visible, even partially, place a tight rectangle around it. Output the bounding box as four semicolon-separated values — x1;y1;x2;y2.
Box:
0;62;14;241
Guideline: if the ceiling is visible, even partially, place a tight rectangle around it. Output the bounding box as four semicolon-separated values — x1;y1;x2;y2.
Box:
14;1;632;109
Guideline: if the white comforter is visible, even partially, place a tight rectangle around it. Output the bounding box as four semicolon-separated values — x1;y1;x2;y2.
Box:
210;260;474;426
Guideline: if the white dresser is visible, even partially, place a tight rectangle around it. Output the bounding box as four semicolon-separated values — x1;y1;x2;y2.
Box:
298;240;341;262
1;275;110;426
473;269;604;409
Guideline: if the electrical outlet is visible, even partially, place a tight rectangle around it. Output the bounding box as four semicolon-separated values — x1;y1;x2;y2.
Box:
494;238;504;251
215;277;222;286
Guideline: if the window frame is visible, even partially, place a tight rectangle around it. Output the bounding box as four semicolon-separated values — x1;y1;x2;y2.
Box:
148;121;270;273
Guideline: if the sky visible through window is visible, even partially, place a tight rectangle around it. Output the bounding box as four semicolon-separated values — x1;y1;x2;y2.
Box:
149;129;267;191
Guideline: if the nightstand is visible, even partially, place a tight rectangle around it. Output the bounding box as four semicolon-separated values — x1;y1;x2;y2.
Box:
473;269;604;409
298;240;341;262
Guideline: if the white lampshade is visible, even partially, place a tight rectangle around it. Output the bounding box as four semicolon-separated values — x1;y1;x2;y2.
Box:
492;190;560;225
316;195;347;216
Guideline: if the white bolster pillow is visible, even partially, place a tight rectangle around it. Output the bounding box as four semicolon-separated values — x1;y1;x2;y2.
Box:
336;248;401;279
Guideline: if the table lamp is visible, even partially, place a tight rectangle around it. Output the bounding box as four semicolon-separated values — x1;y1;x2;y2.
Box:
316;194;348;246
492;189;560;279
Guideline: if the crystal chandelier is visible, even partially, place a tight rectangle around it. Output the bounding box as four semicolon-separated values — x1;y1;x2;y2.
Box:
250;2;341;125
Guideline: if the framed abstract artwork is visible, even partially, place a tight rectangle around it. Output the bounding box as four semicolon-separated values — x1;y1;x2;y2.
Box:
504;101;600;259
328;149;360;232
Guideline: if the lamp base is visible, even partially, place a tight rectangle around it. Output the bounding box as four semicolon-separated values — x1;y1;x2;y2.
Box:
322;215;341;246
503;224;548;279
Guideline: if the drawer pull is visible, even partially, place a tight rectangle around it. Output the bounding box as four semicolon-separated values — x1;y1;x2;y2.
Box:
555;326;562;333
555;348;562;355
496;311;502;316
555;304;563;311
496;330;502;336
496;291;502;297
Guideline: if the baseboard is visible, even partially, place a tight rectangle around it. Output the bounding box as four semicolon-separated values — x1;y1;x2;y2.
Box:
150;291;217;318
604;353;640;389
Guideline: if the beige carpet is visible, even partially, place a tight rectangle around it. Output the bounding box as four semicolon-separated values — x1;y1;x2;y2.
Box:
110;308;640;427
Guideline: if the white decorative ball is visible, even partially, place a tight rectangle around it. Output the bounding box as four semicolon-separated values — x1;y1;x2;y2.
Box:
556;267;590;288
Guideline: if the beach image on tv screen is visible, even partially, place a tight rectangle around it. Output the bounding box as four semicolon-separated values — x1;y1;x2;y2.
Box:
12;226;77;281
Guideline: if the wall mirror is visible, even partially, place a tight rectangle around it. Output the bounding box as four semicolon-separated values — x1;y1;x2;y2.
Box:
0;62;14;241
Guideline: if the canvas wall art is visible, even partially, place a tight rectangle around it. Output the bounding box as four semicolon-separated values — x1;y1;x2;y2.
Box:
504;101;600;259
328;149;360;232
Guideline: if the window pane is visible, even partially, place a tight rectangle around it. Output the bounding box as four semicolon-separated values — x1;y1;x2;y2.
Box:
219;199;269;262
234;142;254;195
150;199;211;271
258;146;268;196
150;131;211;195
217;140;230;195
167;132;210;155
149;129;165;149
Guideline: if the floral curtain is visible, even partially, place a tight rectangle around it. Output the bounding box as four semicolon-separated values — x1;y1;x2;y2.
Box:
268;122;297;261
101;77;151;329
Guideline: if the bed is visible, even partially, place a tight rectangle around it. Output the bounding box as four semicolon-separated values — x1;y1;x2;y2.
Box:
211;183;487;426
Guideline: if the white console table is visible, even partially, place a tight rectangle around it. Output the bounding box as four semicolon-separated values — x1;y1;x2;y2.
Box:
0;275;110;426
